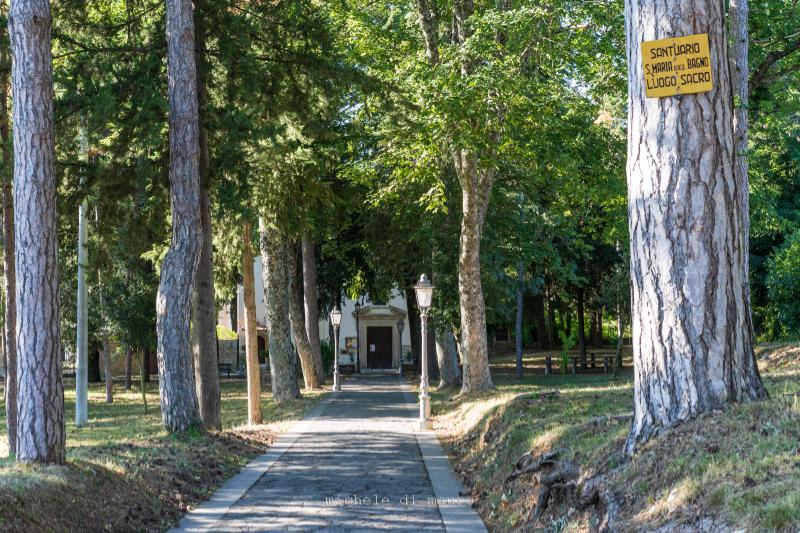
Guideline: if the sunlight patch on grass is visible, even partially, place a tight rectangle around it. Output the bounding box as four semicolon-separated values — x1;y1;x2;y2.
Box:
633;477;700;526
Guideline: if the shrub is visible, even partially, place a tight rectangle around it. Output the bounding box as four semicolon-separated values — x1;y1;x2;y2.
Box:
766;230;800;337
320;340;334;374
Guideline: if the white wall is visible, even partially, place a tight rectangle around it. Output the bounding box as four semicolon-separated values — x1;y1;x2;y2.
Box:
235;257;413;364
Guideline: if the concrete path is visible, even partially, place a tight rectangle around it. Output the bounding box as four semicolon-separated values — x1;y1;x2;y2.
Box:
174;374;487;533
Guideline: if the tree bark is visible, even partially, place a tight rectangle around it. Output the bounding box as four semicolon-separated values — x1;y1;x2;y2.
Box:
515;261;524;379
124;349;133;391
546;286;556;348
415;1;495;395
535;294;548;350
614;303;624;371
9;0;64;464
624;0;767;455
0;26;17;456
591;310;604;347
435;327;461;389
301;238;324;384
103;337;113;403
241;221;262;425
730;0;754;344
288;242;322;389
576;289;586;368
405;287;421;368
142;347;151;383
156;0;203;432
230;293;237;333
191;180;221;430
414;0;439;65
259;220;300;403
139;350;148;413
189;0;221;431
456;153;494;394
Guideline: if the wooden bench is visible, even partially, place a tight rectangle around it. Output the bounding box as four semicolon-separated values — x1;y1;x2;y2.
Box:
218;363;232;378
544;352;616;375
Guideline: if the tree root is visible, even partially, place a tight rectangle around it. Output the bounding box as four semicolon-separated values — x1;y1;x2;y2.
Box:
508;450;622;531
532;461;580;519
507;449;562;481
578;473;621;532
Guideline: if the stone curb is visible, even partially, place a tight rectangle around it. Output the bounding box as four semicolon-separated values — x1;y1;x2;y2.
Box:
401;382;488;533
169;391;339;533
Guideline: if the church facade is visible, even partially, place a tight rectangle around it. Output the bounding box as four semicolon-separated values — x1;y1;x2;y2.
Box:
234;257;414;372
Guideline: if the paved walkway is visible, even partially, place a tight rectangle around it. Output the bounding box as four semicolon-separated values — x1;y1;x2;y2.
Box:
174;374;486;533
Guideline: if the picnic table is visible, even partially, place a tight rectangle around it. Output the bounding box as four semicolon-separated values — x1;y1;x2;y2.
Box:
544;350;619;375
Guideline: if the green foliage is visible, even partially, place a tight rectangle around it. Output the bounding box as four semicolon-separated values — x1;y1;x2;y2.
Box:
746;0;800;340
216;325;238;341
558;329;577;374
766;231;800;338
319;340;334;374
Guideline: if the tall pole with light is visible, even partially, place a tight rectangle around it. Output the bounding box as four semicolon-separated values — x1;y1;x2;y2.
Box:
330;306;342;391
354;300;361;373
414;274;434;430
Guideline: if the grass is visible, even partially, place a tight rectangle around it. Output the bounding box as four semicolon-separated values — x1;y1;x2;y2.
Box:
431;347;800;532
0;378;326;532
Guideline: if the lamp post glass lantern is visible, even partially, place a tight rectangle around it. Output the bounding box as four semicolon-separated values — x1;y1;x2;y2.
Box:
330;306;342;391
414;274;434;430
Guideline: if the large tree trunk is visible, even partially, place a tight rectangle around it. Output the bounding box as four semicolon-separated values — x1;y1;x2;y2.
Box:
591;310;603;347
259;220;300;403
230;293;237;333
156;0;203;432
456;154;494;394
546;285;556;348
191;181;221;430
415;1;494;395
103;337;113;403
614;303;624;371
515;261;524;379
0;30;17;456
9;0;64;464
624;0;767;455
190;0;221;431
301;238;324;384
288;242;322;389
405;287;421;369
576;289;586;368
435;327;461;389
534;294;548;350
241;221;262;425
142;346;151;383
729;0;753;336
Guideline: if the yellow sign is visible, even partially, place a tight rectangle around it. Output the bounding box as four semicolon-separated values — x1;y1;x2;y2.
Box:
641;33;713;98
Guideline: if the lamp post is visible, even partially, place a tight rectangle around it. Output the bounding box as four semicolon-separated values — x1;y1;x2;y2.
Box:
414;274;434;430
330;306;342;391
396;318;405;374
354;300;361;373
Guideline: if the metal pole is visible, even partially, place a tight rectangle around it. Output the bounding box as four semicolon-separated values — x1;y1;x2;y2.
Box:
418;309;431;430
75;200;88;427
333;324;341;391
355;302;360;373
